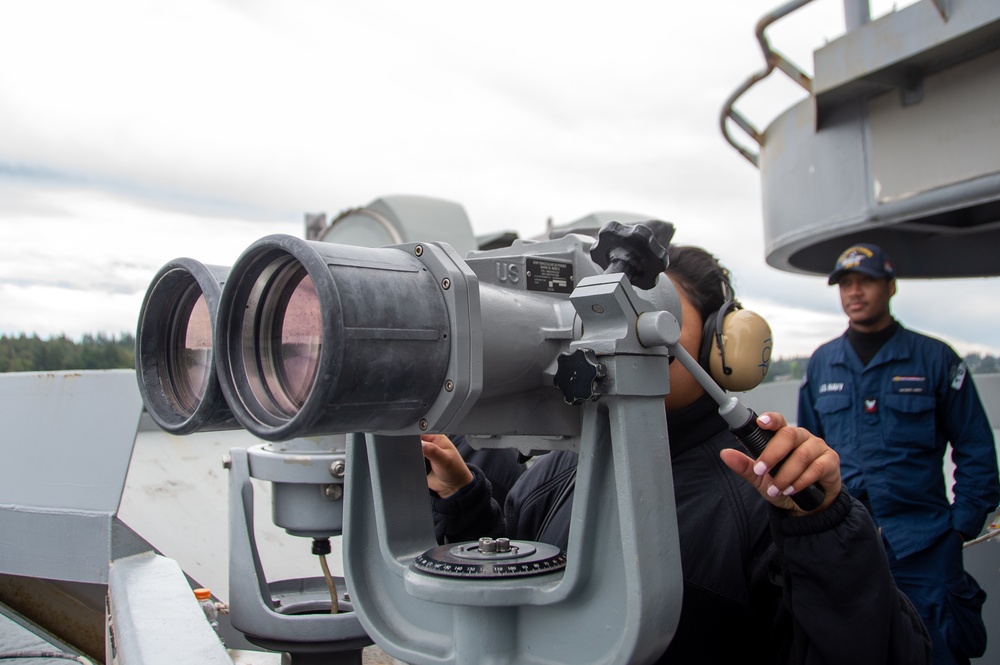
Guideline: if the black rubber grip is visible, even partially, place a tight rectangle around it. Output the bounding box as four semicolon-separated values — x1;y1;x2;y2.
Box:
730;413;826;512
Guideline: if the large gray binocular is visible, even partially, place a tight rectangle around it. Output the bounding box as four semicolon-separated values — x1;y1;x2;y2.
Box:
136;221;681;448
135;217;698;665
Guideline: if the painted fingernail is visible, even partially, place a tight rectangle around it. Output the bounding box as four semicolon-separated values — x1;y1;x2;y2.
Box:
758;414;772;426
766;484;780;497
753;461;768;476
782;485;796;496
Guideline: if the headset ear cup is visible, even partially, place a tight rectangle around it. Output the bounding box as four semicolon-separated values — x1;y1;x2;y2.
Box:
700;300;738;384
699;311;719;376
708;309;773;392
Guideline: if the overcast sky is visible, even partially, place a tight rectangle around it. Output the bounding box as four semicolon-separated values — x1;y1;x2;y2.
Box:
1;0;996;359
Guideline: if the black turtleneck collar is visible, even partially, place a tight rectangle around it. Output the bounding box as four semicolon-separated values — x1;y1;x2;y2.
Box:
666;392;728;460
846;319;900;366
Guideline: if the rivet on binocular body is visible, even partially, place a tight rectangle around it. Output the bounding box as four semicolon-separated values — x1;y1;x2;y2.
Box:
445;380;454;392
441;278;451;290
323;484;343;501
414;245;424;257
329;460;346;478
419;419;429;431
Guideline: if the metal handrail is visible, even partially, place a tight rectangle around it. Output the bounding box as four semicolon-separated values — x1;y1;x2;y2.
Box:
964;525;1000;548
720;0;816;167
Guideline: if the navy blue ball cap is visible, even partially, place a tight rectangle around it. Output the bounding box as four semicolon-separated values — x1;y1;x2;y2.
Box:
828;243;895;285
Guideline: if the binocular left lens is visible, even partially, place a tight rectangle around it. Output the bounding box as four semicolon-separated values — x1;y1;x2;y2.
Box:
136;258;238;434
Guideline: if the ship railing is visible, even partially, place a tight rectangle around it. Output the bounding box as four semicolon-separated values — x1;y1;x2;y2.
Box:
720;0;816;167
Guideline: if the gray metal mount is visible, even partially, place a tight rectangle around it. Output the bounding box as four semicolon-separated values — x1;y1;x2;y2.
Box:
226;448;371;659
342;272;683;665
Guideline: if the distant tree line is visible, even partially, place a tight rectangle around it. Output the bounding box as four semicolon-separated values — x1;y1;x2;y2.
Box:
0;333;998;378
0;333;135;372
763;356;810;383
764;353;999;383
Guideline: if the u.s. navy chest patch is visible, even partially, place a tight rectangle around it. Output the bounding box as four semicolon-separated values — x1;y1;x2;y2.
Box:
819;382;845;394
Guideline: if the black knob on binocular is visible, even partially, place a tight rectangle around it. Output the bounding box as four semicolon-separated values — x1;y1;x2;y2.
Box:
554;348;607;405
589;221;673;290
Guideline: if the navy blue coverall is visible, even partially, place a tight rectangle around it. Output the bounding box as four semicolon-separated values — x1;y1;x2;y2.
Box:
798;324;1000;664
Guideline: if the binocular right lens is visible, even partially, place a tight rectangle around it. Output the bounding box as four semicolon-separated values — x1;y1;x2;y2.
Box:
214;235;454;441
233;256;324;422
266;271;322;416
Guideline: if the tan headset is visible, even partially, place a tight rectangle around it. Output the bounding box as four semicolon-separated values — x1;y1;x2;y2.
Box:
697;283;773;392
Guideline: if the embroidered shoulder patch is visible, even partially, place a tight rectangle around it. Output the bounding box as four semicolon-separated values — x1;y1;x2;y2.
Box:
950;362;967;391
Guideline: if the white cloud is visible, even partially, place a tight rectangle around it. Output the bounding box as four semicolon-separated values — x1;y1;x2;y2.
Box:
0;0;997;359
740;296;845;358
0;182;299;337
0;283;143;340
